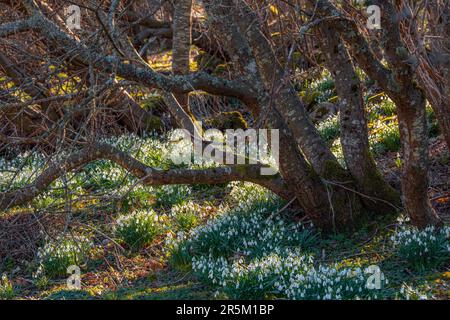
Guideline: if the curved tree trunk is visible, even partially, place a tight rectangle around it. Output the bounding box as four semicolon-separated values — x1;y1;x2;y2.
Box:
374;1;441;227
231;1;367;228
204;0;365;231
202;0;332;227
421;2;450;151
0;142;289;211
319;26;401;214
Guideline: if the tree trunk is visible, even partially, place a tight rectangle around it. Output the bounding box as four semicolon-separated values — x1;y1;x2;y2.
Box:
204;0;364;231
427;2;450;150
375;0;441;227
396;88;442;227
317;0;442;228
172;0;193;114
319;27;401;214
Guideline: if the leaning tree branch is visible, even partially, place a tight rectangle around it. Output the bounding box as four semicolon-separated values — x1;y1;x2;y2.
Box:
0;142;289;211
0;17;36;37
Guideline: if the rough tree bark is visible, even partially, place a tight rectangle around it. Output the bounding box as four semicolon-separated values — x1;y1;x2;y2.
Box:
376;1;441;227
172;0;193;114
315;0;442;227
0;142;290;210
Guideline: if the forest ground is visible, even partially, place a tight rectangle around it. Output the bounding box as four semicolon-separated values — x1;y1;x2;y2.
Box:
0;95;449;300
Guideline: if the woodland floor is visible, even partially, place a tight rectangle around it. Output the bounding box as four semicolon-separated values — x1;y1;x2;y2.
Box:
0;106;449;301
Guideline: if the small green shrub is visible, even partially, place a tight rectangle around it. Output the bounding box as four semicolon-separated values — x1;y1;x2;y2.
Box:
371;125;401;154
391;225;450;271
376;100;397;117
115;210;164;251
318;116;340;145
0;274;15;300
167;239;193;272
192;251;383;300
168;198;317;269
33;275;49;290
170;201;201;232
226;182;281;208
301;76;336;105
315;77;335;93
37;235;92;279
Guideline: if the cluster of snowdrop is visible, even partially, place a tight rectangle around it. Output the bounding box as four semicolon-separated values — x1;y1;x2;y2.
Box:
167;183;286;260
164;130;197;167
168;200;316;262
79;160;133;193
317;116;340;142
0;153;45;192
165;126;280;171
285;263;381;300
192;249;380;300
99;132;159;154
307;76;336;104
99;133;170;168
0;149;93;208
391;225;450;270
0;150;44;170
36;235;92;278
191;250;309;299
114;209;165;251
0;168;38;192
227;182;281;211
0;132;196;209
169;201;209;232
0;133;268;211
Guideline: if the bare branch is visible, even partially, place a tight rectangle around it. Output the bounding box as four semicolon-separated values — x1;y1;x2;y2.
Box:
21;0;256;105
0;17;36;37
